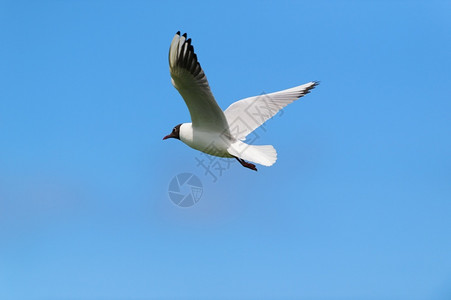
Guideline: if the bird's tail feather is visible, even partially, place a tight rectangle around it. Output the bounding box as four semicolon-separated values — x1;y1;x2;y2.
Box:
228;141;277;166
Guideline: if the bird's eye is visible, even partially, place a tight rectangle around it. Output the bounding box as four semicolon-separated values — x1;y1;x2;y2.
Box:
173;128;176;132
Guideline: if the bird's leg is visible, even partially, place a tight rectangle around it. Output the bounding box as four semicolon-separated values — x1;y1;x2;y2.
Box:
234;157;257;171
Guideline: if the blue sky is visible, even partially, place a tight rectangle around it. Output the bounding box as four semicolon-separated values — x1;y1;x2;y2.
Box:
1;1;450;299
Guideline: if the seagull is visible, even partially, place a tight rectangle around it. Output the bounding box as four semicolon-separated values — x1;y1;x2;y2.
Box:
163;31;318;171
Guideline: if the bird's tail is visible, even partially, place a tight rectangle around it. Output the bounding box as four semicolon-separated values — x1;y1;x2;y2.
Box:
227;141;277;166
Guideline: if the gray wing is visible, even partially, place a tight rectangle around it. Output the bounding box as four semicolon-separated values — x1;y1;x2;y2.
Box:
169;32;229;133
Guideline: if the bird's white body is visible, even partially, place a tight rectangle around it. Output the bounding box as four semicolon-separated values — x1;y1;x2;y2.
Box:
179;123;234;158
165;32;318;170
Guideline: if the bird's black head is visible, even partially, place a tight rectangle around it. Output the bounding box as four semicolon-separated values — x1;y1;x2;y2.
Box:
163;124;182;140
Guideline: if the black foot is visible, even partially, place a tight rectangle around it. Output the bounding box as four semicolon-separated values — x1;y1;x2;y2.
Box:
234;157;258;171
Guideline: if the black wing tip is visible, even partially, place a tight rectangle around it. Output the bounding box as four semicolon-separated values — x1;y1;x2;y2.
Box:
174;31;188;38
172;31;205;79
308;81;320;91
297;81;320;98
307;81;320;92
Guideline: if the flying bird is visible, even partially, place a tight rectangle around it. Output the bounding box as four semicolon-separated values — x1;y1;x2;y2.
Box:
163;31;318;171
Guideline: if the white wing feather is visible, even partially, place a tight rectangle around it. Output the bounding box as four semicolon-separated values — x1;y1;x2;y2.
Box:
224;82;318;140
169;32;229;133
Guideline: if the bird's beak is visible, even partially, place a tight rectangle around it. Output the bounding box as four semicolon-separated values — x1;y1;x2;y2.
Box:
163;133;174;140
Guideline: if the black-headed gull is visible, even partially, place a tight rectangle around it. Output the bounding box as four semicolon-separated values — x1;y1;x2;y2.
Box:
163;32;318;171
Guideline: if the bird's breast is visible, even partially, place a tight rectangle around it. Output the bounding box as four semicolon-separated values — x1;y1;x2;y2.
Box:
179;123;233;158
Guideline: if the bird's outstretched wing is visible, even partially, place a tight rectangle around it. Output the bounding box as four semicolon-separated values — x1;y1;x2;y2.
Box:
169;32;229;133
224;82;318;140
